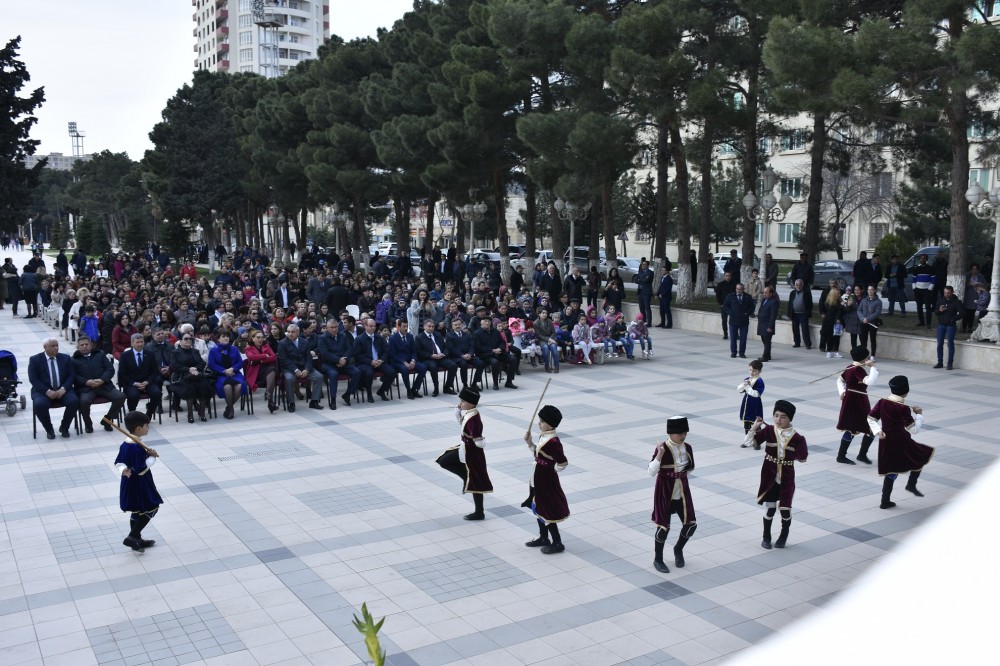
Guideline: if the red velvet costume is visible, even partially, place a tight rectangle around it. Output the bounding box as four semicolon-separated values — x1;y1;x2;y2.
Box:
650;442;696;528
837;364;874;434
869;398;934;476
753;425;808;509
532;432;570;524
460;411;492;494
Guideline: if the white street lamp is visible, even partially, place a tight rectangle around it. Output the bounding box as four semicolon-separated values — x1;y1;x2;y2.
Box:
743;166;793;263
554;197;592;272
967;181;1000;343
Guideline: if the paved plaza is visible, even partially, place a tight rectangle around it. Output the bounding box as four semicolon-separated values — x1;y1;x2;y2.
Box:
1;303;996;666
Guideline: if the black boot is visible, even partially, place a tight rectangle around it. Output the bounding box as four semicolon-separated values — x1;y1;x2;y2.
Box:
857;435;874;464
836;434;856;465
464;493;485;521
761;517;773;549
541;524;564;554
880;475;896;509
520;484;534;508
905;470;924;497
653;533;670;573
525;520;550;548
673;524;696;568
774;519;790;548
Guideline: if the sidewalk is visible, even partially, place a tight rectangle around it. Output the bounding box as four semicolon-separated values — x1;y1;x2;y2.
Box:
1;277;997;665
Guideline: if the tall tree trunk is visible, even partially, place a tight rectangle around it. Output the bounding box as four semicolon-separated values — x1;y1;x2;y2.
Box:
425;191;438;251
602;178;617;262
697;119;714;297
550;195;565;273
670;122;692;304
740;25;762;288
803;112;826;269
298;208;308;254
653;121;670;274
493;168;511;284
946;16;969;298
589;194;600;270
525;177;537;257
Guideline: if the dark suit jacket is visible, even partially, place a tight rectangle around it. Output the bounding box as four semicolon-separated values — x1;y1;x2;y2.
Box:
723;293;755;328
274;287;295;309
117;348;160;388
657;274;673;301
352;332;389;367
416;331;448;361
387;332;417;364
28;352;76;397
446;330;475;359
277;336;313;373
316;331;354;368
324;285;350;314
757;295;780;336
786;287;814;318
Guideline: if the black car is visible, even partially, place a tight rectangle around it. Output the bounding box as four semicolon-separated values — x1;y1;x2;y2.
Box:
787;259;855;292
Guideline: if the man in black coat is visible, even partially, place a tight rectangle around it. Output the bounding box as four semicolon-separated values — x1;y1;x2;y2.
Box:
563;266;585;304
316;319;361;407
324;277;350;315
756;286;780;362
471;317;504;390
715;271;737;339
656;266;673;328
446;317;483;389
786;279;814;349
538;263;562;301
118;333;163;417
417;319;458;396
788;253;815;289
73;335;125;432
853;251;872;289
352;318;396;401
724;283;756;358
510;264;525;294
277;323;324;411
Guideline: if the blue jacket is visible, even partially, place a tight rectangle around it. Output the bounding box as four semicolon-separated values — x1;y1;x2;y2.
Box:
387;331;417;365
207;344;248;396
28;352;76;397
657;274;673;301
316;331;353;368
723;292;756;328
757;294;780;337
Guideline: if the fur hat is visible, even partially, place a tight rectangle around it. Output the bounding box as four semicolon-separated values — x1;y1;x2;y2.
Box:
458;386;480;405
889;375;909;396
538;404;562;428
850;346;870;363
666;416;689;434
773;399;796;421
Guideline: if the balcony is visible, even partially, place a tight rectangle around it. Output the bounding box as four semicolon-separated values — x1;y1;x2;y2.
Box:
192;27;199;37
216;8;228;20
255;11;285;27
193;44;198;52
218;42;230;54
217;26;229;37
217;59;230;71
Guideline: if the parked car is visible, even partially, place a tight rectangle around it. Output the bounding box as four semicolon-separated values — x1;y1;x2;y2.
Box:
382;249;423;278
601;257;643;283
786;259;855;292
563;246;606;274
713;251;761;272
881;245;949;301
513;249;554;270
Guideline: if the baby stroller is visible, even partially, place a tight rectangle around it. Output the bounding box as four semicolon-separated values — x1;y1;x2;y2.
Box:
0;351;26;417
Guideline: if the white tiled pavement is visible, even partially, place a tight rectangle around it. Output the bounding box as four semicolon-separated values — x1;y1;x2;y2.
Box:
1;266;996;665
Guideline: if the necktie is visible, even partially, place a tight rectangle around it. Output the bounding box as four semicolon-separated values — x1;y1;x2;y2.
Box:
49;356;59;388
136;351;143;366
429;333;441;354
371;335;378;360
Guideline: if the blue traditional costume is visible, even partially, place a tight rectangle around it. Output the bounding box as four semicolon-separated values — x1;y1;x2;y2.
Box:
114;440;162;552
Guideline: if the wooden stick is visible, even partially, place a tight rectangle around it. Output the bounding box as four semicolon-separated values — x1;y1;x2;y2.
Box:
526;378;552;437
101;416;153;454
808;367;849;384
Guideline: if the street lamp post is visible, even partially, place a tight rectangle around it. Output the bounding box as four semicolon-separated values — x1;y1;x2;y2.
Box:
967;181;1000;343
553;198;592;272
462;189;487;254
741;166;793;265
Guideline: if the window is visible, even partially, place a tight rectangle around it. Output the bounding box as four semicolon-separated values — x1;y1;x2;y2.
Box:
758;136;772;154
239;15;253;27
239;0;253;11
968;121;985;139
780;130;804;151
969;168;991;190
873;126;895;144
778;223;800;244
240;65;254;73
719;143;737;157
873;172;893;199
754;223;763;243
780;177;803;199
835;225;847;249
239;31;253;45
733;93;744;110
240;48;253;62
869;222;889;247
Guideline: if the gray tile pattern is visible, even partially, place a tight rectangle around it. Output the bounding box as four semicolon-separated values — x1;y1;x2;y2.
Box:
219;442;318;463
615;510;738;538
86;604;245;665
48;522;162;563
930;446;996;470
296;483;401;517
803;468;881;501
489;458;582;479
24;464;111;493
393;547;532;602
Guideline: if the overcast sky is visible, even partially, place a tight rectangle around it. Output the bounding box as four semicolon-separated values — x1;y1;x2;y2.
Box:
6;0;415;161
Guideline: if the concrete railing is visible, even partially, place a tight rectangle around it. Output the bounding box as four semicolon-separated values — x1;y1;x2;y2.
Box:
620;301;1000;373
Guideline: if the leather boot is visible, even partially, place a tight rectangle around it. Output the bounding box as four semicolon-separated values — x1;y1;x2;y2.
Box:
520;484;534;508
836;435;856;464
653;536;669;573
905;471;924;497
774;519;790;548
464;493;485;521
761;517;773;549
673;524;696;568
525;520;550;548
857;435;874;464
880;475;896;509
187;402;195;423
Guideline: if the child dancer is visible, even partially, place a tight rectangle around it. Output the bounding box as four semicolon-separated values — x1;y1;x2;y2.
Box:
867;376;934;509
523;405;569;554
648;416;697;573
436;387;493;520
114;411;162;553
738;360;765;443
836;346;878;465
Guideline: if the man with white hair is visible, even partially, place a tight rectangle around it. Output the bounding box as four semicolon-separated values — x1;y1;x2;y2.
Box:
28;337;79;439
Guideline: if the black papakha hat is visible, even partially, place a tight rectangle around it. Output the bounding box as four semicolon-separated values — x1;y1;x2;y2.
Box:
459;386;480;405
666;416;689;434
773;400;796;421
538;404;562;428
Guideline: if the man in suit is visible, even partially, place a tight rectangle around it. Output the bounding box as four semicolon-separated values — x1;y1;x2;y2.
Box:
756;286;779;362
446;317;482;389
72;335;125;433
118;333;163;417
274;275;294;310
387;319;427;399
277;323;324;412
323;277;350;316
656;266;673;328
316;319;361;407
417;319;458;396
352;317;396;401
471;316;504;391
724;283;756;358
28;337;79;439
714;271;736;339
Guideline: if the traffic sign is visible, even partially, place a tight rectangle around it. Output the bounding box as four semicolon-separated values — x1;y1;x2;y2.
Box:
618;231;629;241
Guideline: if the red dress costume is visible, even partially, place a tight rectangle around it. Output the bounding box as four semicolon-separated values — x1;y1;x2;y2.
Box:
836;364;877;434
868;397;934;476
650;442;696;528
532;431;570;524
753;425;808;509
437;409;493;494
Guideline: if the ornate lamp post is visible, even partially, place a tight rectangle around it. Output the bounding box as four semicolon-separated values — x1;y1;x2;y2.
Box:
742;166;793;262
553;197;592;271
967;181;1000;343
462;188;487;254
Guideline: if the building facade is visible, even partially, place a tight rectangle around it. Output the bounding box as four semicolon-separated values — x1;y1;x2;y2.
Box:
23;152;93;171
193;0;329;77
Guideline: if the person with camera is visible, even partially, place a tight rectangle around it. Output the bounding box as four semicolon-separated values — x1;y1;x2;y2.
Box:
933;285;962;370
857;285;883;360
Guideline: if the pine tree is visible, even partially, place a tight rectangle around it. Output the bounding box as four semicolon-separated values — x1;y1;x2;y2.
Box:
0;37;46;234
